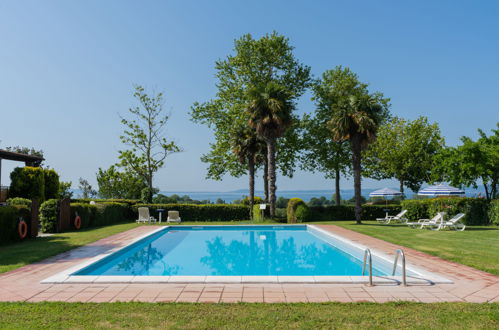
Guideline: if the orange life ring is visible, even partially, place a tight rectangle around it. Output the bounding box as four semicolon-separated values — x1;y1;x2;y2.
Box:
18;220;28;239
74;216;81;230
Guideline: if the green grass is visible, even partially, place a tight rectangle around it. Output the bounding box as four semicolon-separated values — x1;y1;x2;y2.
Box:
0;302;497;329
330;221;499;275
0;222;140;274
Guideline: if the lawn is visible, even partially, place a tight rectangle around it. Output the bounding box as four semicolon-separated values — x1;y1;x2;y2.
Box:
331;221;499;276
0;222;140;274
0;302;497;329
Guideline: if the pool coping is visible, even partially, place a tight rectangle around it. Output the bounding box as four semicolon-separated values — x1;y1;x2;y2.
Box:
40;224;452;285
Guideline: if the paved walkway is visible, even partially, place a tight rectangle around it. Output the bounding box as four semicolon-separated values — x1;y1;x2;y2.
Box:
0;225;497;303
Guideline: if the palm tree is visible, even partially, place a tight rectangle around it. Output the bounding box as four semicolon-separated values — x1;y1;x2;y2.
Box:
328;95;384;224
232;127;265;218
247;82;294;217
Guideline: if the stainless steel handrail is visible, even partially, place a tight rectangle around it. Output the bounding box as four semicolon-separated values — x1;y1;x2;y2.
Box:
392;249;407;286
362;248;373;286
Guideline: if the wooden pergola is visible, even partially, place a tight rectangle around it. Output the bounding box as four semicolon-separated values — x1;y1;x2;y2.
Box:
0;149;44;196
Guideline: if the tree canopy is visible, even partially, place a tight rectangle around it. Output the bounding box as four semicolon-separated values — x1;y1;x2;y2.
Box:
363;116;445;193
432;123;498;200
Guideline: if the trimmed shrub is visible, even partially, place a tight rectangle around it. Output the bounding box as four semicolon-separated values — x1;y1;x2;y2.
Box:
135;204;250;222
6;197;32;208
69;202;134;229
70;203;97;228
402;198;490;225
39;199;58;233
400;199;431;221
295;204;310;223
94;202;132;226
43;169;60;200
0;205;30;244
287;198;308;223
240;196;264;206
361;205;402;220
489;200;499;225
9;167;45;201
307;205;401;221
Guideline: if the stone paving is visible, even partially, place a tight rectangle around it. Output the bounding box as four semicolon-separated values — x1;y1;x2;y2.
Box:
0;225;497;303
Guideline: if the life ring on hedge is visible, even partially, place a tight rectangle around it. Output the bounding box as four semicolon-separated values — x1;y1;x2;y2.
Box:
74;216;82;230
18;219;28;240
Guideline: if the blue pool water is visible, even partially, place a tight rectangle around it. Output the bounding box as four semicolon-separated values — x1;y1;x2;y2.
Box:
75;226;388;276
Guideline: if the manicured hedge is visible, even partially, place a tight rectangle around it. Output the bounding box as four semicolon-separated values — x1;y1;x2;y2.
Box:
39;199;58;233
0;205;30;244
306;205;402;221
43;169;60;200
9;167;45;201
69;202;135;229
287;198;309;223
135;204;250;222
6;197;32;208
401;198;491;225
489;200;499;225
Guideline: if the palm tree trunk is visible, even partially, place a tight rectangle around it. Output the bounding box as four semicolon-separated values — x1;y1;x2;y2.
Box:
266;138;277;217
399;180;404;194
335;168;341;206
248;157;255;219
351;136;362;224
263;158;269;203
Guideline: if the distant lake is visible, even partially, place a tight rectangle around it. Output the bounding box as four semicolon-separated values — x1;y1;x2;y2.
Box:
159;188;484;203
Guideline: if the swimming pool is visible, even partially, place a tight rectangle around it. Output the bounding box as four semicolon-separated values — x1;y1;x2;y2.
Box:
42;225;451;284
73;225;407;277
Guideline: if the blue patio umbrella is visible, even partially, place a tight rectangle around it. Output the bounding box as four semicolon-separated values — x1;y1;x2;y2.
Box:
418;183;465;213
369;187;404;216
369;187;404;198
417;183;465;197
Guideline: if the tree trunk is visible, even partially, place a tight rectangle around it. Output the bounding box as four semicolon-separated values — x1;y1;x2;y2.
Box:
335;168;341;206
263;158;269;203
483;181;490;200
248;157;255;219
399;180;404;194
266;138;277;217
351;135;362;224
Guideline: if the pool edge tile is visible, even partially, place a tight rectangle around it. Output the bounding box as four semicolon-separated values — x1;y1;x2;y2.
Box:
132;276;170;283
205;276;242;283
168;276;206;283
242;276;278;283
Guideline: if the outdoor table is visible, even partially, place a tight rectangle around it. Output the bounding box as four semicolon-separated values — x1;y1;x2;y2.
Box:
157;209;165;223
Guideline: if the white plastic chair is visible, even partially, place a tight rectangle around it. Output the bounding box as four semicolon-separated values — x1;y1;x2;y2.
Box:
407;212;445;229
167;210;181;223
441;213;466;231
376;209;408;224
136;207;157;224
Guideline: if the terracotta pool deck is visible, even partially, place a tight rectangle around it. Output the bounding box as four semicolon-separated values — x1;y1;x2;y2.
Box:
0;225;498;303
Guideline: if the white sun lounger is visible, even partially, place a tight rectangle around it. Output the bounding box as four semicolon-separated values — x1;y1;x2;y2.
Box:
167;210;181;223
407;212;445;229
136;207;157;224
440;213;466;231
376;209;408;224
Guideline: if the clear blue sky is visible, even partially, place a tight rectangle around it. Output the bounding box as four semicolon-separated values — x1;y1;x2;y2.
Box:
1;0;498;192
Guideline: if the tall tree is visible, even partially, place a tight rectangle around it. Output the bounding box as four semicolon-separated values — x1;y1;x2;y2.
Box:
363;116;445;193
247;82;295;216
231;126;265;217
96;165;147;199
78;178;96;198
432;123;498;200
190;32;310;208
302;68;363;205
118;86;181;202
329;93;390;224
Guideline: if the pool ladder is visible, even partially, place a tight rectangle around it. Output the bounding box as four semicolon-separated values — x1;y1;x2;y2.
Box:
362;248;407;286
